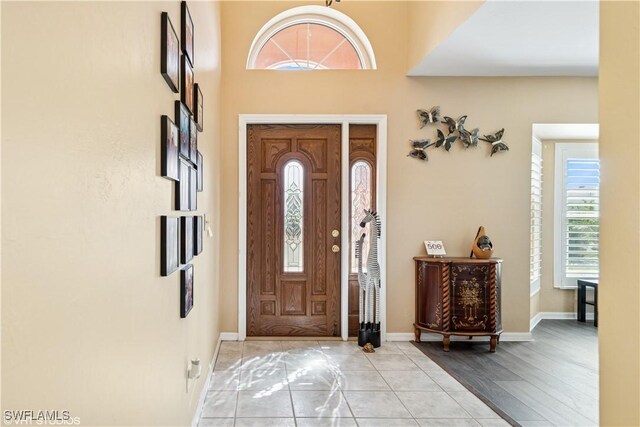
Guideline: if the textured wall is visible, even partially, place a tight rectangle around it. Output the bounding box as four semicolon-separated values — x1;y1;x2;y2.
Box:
219;1;598;335
1;2;222;425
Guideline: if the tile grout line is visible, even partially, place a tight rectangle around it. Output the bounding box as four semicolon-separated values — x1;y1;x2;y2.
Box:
232;343;245;427
284;341;298;427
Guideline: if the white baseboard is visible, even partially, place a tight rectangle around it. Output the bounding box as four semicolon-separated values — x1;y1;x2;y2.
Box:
530;311;595;331
219;332;240;341
191;334;223;427
386;331;533;342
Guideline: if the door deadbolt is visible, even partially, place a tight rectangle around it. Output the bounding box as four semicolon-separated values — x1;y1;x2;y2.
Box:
332;245;340;253
331;229;340;237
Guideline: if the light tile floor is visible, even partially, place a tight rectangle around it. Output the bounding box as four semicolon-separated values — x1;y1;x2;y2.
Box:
199;341;510;427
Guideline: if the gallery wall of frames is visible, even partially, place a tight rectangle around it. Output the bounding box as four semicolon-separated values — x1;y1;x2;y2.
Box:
159;2;205;319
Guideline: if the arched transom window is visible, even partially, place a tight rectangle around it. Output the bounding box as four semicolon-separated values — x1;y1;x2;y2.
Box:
247;6;377;70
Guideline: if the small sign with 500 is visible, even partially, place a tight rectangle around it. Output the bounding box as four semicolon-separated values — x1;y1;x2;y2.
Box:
424;240;446;256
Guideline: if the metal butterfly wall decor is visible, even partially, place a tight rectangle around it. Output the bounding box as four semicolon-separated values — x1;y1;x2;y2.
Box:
460;128;480;148
442;115;467;135
480;128;510;156
436;129;457;152
417;106;441;128
408;106;509;162
407;138;434;161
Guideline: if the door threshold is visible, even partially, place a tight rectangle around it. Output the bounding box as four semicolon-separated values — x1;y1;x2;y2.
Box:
245;336;348;341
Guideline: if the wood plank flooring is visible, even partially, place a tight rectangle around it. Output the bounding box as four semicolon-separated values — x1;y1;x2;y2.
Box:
413;320;598;427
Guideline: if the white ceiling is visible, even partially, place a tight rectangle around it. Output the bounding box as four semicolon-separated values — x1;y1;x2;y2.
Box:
409;0;599;77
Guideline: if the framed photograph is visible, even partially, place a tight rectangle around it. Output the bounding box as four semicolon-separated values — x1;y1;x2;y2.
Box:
180;264;194;318
196;151;203;192
161;216;180;276
181;1;194;66
181;216;194;264
194;215;203;255
181;55;194;115
189;166;198;211
189;117;198;164
194;83;203;131
161;115;179;181
175;101;190;159
176;159;191;211
161;12;179;93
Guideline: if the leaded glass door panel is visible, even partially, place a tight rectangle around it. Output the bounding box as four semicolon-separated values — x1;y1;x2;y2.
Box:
247;124;341;336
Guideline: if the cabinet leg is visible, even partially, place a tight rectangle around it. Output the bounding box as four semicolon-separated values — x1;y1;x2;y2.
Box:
443;335;450;352
414;327;421;343
490;336;497;353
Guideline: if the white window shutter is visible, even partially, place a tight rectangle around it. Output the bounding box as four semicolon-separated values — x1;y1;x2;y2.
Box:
554;143;599;289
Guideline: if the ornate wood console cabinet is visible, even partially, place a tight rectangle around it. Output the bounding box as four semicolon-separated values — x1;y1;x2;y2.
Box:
413;257;503;352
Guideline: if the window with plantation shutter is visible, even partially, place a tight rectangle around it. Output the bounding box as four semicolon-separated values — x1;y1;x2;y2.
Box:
530;137;543;296
554;143;599;289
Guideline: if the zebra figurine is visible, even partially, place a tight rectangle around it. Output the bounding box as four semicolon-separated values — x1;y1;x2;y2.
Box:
355;233;367;326
359;209;382;347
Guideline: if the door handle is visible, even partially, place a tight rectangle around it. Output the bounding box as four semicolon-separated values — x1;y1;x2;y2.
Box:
332;229;340;237
332;245;340;253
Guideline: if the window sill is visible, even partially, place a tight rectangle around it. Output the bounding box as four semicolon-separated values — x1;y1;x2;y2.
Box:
554;284;578;290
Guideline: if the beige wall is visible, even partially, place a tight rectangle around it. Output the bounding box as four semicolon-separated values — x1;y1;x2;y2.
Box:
599;1;640;425
407;0;484;72
1;2;222;425
220;1;598;335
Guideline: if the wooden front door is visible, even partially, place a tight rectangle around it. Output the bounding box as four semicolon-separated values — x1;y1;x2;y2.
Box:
247;124;342;336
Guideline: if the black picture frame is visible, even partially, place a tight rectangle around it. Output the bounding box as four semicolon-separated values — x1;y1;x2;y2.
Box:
194;215;203;256
161;12;179;93
161;216;179;276
189;166;198;211
181;1;194;67
180;264;194;318
196;151;203;192
194;83;204;132
175;101;190;159
181;216;194;264
176;159;191;211
189;117;198;164
181;55;194;115
161;115;179;181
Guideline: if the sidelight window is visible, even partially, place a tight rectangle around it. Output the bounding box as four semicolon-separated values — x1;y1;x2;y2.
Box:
283;160;304;272
351;161;372;273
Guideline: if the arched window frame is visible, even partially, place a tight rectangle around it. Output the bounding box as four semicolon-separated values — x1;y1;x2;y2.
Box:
246;5;377;70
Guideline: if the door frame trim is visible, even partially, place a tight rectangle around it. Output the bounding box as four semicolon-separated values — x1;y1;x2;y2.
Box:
238;115;388;341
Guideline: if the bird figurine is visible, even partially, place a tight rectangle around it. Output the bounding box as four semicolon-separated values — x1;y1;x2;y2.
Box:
417;106;441;128
407;139;434;161
442;115;467;134
460;128;480;148
480;128;510;157
470;226;494;259
436;129;458;152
